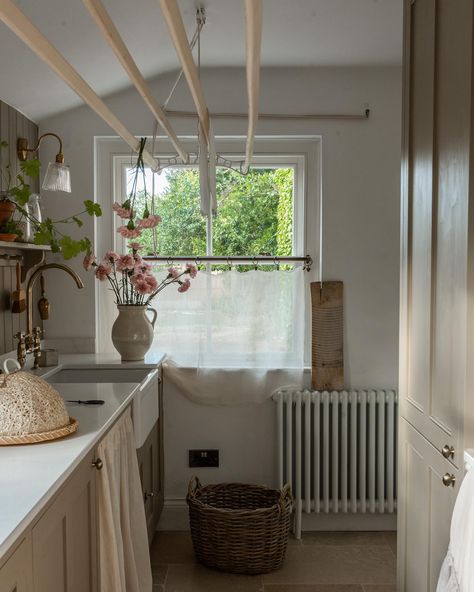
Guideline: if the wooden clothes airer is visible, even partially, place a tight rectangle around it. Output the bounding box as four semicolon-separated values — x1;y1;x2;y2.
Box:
310;281;344;390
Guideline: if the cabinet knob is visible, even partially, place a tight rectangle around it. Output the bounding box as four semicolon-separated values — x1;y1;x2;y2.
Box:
441;445;455;459
92;458;103;471
442;473;456;487
144;491;154;501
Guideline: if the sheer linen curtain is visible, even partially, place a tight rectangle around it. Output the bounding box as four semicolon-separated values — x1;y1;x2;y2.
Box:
151;267;308;405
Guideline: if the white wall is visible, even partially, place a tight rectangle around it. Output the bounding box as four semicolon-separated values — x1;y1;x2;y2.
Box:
39;66;402;518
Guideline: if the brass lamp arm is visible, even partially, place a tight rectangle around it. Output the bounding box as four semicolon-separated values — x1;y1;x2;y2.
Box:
17;133;64;163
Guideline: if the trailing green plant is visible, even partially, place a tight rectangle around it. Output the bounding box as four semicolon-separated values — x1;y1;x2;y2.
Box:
0;140;101;259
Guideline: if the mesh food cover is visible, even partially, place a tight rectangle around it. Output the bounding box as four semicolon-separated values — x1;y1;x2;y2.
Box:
0;371;69;437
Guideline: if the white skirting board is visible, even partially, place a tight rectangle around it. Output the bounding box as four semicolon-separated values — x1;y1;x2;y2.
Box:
157;498;397;532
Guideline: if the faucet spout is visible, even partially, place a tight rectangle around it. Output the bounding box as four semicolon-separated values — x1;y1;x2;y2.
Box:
26;263;84;336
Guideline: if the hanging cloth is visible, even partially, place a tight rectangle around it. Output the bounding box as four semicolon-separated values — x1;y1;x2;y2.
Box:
437;466;474;591
199;123;210;216
97;408;152;592
208;120;217;214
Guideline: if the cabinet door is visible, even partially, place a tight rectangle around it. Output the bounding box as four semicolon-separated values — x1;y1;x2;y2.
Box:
0;538;32;592
31;451;98;592
398;418;460;592
137;419;164;542
400;0;473;464
156;370;164;516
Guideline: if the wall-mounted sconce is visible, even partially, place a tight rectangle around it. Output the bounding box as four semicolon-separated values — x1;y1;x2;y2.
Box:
17;133;71;193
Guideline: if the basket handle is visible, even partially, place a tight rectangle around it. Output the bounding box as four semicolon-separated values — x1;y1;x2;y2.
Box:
279;483;293;510
187;475;202;498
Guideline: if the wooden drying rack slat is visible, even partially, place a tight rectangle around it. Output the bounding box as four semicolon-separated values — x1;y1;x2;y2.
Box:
0;0;157;168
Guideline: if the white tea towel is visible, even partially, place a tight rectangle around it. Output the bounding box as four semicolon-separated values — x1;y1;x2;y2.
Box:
97;408;152;592
437;467;474;592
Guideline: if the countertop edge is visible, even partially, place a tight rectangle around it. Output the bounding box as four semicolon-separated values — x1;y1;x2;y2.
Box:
0;352;166;563
0;386;138;562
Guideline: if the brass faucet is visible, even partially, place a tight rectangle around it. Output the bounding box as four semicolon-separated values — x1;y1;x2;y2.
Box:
15;263;84;368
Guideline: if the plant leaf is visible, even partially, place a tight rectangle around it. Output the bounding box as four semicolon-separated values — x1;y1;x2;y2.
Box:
20;158;41;179
84;200;102;217
10;184;31;206
72;216;83;228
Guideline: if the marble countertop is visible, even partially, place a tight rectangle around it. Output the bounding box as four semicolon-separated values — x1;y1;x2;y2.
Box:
0;351;166;561
464;449;474;470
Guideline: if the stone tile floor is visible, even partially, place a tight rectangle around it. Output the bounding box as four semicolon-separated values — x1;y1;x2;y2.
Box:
150;531;397;592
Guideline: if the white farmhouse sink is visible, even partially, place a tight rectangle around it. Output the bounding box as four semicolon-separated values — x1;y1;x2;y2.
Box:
46;366;159;449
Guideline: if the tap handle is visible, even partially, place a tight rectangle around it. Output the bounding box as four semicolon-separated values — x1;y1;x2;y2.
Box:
14;331;25;342
14;332;27;368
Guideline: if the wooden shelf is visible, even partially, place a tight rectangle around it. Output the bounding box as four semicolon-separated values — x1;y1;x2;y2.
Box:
0;241;51;251
0;242;52;280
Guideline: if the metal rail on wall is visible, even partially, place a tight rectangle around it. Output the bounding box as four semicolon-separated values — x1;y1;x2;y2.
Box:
143;255;313;271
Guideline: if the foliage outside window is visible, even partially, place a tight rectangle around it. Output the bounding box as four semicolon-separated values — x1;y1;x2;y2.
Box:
127;166;294;267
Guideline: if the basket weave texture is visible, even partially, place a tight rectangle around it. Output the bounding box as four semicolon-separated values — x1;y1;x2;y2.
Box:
187;477;292;574
0;371;70;437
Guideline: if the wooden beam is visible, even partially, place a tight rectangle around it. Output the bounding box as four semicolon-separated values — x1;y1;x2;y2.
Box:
0;0;157;168
159;0;210;144
83;0;187;162
244;0;263;172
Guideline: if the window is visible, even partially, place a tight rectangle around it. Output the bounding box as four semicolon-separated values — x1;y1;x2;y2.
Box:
96;136;320;365
114;153;306;262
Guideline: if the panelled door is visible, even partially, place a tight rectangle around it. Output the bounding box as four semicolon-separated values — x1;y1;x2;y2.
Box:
398;418;461;592
400;0;473;469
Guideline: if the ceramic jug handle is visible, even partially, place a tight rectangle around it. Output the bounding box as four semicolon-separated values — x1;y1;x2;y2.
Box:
146;308;157;328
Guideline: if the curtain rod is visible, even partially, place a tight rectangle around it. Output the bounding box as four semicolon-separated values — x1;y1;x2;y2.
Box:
144;255;313;270
165;109;370;121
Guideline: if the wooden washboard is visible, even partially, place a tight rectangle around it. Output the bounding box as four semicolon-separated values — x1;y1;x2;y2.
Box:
310;281;344;390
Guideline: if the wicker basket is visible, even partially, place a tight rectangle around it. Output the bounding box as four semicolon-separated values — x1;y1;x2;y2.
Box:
187;476;293;574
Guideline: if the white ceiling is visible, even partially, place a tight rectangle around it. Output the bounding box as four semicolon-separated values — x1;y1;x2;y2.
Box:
0;0;402;121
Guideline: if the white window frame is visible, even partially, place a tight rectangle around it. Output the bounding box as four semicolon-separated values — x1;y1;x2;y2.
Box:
95;135;321;354
114;152;306;257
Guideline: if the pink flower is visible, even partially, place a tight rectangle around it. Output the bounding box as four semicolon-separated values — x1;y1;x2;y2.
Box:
83;254;96;271
130;272;144;285
128;242;143;251
137;215;161;229
95;263;112;281
112;202;132;219
145;274;158;291
105;251;119;262
116;254;135;272
134;279;153;295
137;261;152;273
168;266;180;279
178;278;191;293
117;226;142;239
186;263;198;279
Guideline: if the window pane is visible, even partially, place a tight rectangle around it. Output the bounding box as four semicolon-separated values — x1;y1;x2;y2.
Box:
127;167;207;257
125;165;294;258
213;167;294;257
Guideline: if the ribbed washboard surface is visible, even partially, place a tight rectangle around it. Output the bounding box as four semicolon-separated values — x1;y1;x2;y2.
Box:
311;281;344;390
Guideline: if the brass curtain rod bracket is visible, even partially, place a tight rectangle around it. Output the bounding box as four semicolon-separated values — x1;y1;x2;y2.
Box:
17;132;64;163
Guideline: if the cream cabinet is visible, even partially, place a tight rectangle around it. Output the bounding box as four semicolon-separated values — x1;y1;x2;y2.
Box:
398;418;461;592
31;450;98;592
0;367;164;590
137;370;164;541
0;537;32;592
398;0;474;589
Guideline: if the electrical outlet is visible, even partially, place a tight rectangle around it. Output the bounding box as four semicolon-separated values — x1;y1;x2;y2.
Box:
189;449;219;468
